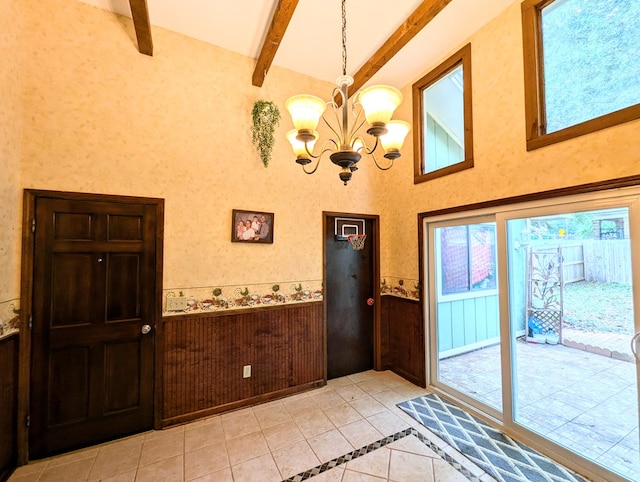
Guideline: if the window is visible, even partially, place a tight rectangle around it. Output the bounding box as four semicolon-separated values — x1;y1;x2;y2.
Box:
412;44;473;184
522;0;640;150
438;223;496;296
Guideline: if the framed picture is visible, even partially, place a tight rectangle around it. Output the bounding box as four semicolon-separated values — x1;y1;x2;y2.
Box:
232;209;274;244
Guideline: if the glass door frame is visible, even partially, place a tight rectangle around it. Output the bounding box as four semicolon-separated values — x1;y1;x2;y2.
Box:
421;185;640;482
426;214;502;422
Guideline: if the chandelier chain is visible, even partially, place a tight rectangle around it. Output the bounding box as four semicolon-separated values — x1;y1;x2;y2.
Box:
341;0;347;76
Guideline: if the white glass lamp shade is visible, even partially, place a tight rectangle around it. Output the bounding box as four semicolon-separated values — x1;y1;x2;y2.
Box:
352;138;365;153
380;120;410;152
286;129;317;157
285;95;326;131
358;85;403;125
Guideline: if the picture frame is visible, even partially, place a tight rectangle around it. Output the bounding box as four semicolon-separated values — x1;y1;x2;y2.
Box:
232;209;274;244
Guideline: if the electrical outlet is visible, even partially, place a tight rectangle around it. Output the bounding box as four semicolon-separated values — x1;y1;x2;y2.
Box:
166;296;187;311
243;365;251;378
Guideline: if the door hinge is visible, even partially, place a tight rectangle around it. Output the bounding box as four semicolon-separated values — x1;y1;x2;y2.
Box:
31;218;35;233
26;415;30;428
29;315;33;329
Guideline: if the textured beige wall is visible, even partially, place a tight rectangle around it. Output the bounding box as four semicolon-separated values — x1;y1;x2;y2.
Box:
11;0;640;310
381;2;640;283
0;0;23;334
20;0;383;301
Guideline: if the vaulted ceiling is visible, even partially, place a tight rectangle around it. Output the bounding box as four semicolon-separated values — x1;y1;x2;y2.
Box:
79;0;517;90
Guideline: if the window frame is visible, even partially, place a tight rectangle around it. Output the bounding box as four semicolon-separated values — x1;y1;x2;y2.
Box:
522;0;640;151
412;43;474;184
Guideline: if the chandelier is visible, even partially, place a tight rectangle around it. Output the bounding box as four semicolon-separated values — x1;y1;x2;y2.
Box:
285;0;410;186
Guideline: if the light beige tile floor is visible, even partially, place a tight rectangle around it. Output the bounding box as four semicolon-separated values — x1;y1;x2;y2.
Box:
8;370;495;482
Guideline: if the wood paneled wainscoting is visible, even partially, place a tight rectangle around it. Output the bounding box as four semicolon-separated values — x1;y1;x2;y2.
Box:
380;296;425;387
161;301;324;426
0;334;19;482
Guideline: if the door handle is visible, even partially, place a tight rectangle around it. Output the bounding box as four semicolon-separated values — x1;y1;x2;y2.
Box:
632;332;640;362
141;324;152;335
367;298;374;306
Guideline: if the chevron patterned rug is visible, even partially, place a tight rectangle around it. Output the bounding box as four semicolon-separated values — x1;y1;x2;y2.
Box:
398;394;590;482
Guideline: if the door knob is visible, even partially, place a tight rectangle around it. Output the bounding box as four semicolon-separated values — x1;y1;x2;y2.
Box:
141;324;152;335
367;298;375;306
632;332;640;362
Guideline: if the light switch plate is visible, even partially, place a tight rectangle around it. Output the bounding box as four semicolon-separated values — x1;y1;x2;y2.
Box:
243;365;251;378
166;296;188;311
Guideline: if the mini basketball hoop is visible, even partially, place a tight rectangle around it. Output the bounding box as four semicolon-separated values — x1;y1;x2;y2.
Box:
347;234;367;250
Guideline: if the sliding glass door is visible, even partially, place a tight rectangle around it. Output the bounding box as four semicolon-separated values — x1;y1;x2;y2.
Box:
503;203;639;481
429;217;502;416
425;188;640;481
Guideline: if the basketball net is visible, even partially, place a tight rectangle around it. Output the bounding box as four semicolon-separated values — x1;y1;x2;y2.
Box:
347;234;366;250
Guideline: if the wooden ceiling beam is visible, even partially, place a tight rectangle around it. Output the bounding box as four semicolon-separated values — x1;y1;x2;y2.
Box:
350;0;453;95
252;0;299;87
129;0;153;56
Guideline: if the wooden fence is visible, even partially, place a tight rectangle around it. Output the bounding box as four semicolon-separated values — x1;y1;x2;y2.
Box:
532;240;631;285
560;243;585;283
582;239;632;285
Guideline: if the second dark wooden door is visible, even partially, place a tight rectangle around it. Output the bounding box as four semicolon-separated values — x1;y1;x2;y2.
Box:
29;196;158;458
325;216;375;379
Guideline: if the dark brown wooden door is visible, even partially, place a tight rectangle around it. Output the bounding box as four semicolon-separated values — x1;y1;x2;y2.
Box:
30;197;158;457
325;216;375;379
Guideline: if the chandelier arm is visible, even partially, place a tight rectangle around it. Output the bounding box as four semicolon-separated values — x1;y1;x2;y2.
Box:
348;114;367;145
322;113;344;146
325;138;340;151
301;157;321;175
301;146;335;174
352;135;379;155
331;87;344;107
302;143;321;159
370;150;394;171
305;137;339;158
368;135;380;154
298;135;337;159
349;104;365;140
351;95;361;109
334;85;348;119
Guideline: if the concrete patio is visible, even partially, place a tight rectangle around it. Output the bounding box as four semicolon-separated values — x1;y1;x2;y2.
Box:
439;339;639;480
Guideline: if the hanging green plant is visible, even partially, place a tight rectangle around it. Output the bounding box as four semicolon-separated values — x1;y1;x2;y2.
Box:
251;100;281;167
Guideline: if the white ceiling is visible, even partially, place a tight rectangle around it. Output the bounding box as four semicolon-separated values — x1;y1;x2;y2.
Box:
78;0;517;89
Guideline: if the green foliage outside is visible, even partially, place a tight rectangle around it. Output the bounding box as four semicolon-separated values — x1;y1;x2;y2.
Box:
531;213;594;240
542;0;640;132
